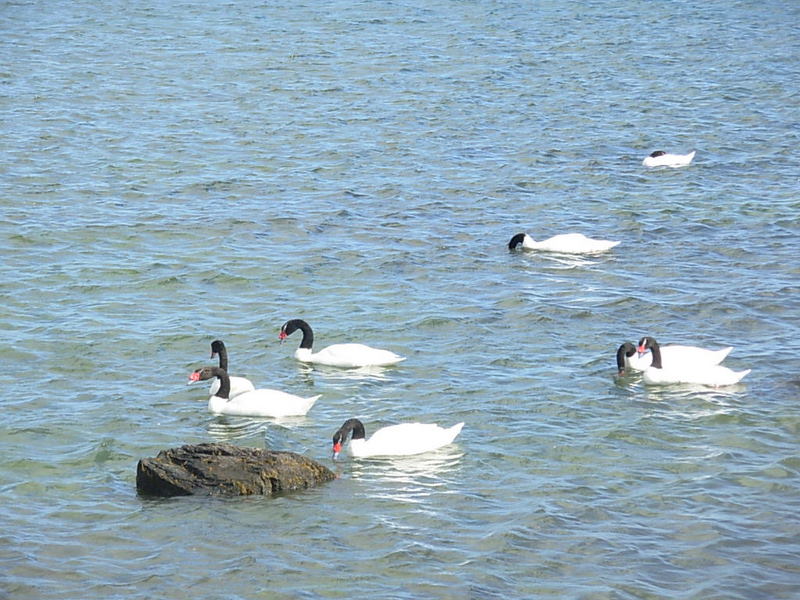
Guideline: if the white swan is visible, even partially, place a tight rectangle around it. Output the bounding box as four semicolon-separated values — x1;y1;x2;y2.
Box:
642;150;695;168
206;340;256;398
279;319;406;368
637;337;749;387
508;232;620;254
616;338;733;375
189;367;320;417
332;418;464;459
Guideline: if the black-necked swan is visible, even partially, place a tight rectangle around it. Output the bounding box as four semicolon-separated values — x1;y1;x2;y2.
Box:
278;319;406;368
331;418;464;459
188;367;320;417
636;337;750;386
616;342;647;375
642;150;695;167
206;340;255;398
508;232;620;254
616;339;733;376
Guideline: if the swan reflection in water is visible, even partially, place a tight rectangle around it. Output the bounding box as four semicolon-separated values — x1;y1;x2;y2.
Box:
541;253;607;269
206;414;312;442
342;447;465;504
290;361;397;386
642;382;748;406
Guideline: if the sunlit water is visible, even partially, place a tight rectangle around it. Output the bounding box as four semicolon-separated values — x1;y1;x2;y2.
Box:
2;1;799;598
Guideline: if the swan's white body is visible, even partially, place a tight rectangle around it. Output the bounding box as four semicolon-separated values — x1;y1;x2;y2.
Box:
512;233;620;254
190;366;319;418
345;422;464;458
294;344;405;368
642;364;750;387
207;389;320;418
209;376;255;399
280;319;406;368
643;150;695;168
635;336;747;386
626;344;733;372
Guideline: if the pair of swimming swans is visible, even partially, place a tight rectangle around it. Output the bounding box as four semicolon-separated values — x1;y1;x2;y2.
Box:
616;336;750;386
188;339;318;418
507;151;695;256
191;322;406;414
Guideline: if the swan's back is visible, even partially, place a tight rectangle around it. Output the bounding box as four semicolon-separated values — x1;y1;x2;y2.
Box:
209;390;320;417
534;233;620;254
643;151;695;167
209;375;255;398
353;422;464;457
660;344;732;366
643;365;750;387
301;343;406;368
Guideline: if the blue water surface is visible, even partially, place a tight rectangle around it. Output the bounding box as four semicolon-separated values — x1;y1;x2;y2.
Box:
1;1;799;598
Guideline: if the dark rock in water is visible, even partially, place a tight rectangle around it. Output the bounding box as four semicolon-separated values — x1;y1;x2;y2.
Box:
136;442;335;497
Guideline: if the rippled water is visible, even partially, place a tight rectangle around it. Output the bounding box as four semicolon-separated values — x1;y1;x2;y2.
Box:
2;0;799;598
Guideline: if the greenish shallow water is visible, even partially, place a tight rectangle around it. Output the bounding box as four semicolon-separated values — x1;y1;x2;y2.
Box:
2;1;799;598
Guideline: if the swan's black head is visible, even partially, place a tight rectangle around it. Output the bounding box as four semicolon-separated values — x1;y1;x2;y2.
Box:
279;319;314;348
616;342;636;374
649;151;666;158
332;429;344;459
189;366;223;382
331;418;366;459
210;339;225;357
279;319;302;339
508;232;527;251
637;336;657;354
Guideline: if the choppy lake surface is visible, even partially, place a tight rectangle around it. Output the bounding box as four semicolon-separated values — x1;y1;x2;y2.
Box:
2;1;799;598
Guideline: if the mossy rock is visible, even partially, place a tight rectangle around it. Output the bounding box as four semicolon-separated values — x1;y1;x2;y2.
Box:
137;442;335;497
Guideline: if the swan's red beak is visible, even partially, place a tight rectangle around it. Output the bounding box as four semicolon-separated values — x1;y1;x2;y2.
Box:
637;344;646;354
278;331;287;342
188;371;201;383
332;441;342;460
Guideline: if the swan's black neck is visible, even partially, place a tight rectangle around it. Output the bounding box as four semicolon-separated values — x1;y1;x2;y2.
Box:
616;342;635;374
649;151;666;158
639;337;662;369
204;366;231;398
284;319;314;349
508;232;526;251
333;418;366;445
211;340;229;371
